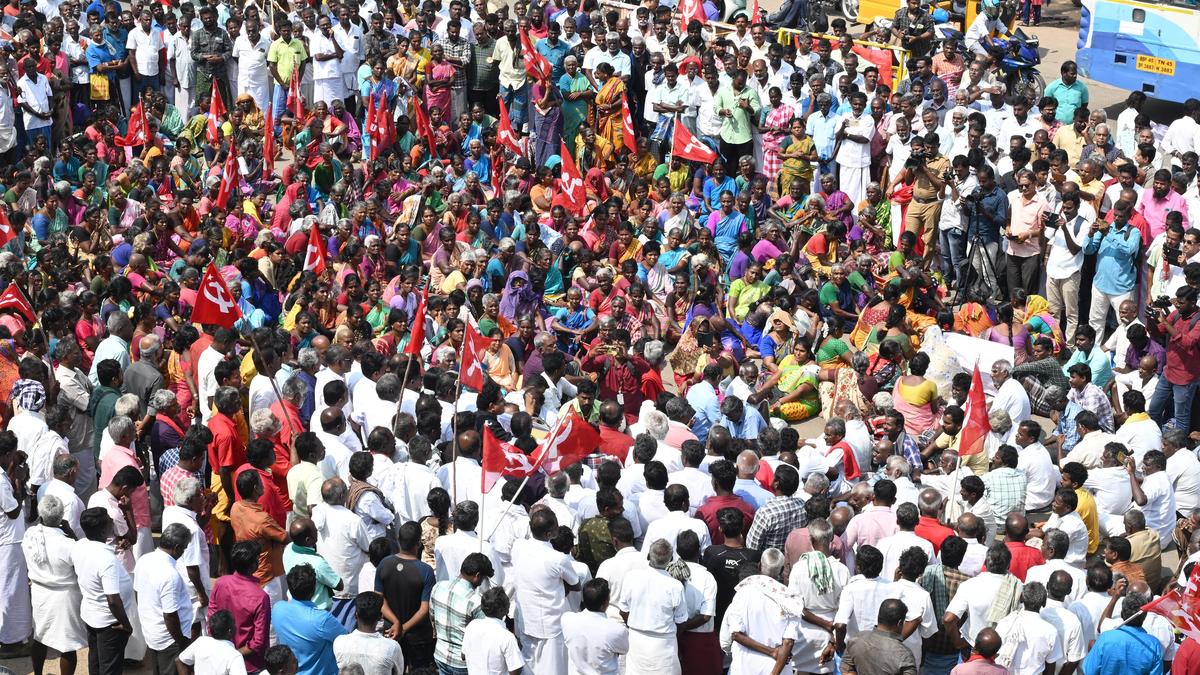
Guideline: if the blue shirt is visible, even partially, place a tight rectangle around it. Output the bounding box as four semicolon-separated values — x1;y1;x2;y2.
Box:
1055;399;1085;454
1084;221;1141;295
808;110;839;160
1044;79;1089;124
1082;625;1162;675
685;380;720;442
536;38;571;82
1062;346;1114;388
272;599;349;675
719;405;768;440
966;185;1009;243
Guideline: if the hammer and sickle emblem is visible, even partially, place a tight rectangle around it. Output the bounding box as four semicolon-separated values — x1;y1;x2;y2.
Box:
203;279;235;314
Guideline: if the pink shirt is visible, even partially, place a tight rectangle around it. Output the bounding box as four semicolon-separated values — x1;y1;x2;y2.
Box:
1007;192;1047;258
844;505;899;568
1136;189;1190;239
97;445;151;529
951;656;1009;675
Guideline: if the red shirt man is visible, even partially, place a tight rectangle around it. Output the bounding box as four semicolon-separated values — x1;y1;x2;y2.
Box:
915;515;956;554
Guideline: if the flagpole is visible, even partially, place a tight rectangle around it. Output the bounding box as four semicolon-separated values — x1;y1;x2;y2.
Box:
485;441;552;541
945;454;962;527
245;328;299;442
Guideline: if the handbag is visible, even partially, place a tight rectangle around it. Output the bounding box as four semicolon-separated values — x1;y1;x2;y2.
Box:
89;74;109;101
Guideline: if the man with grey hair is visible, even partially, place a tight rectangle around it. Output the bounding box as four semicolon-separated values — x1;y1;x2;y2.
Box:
884;455;920;507
162;476;210;632
37;454;84;537
98;393;142;462
537;471;582;534
722;547;801;673
89;311;134;386
1025;529;1087;603
835;400;874;475
97;415;154;558
53;339;96;498
990;359;1031;432
316;344;355;420
122;334;165;417
313;477;372;626
275;374;310;447
22;494;86;675
992;581;1062;675
134;522;196;671
351;372;401;439
613;538;689;673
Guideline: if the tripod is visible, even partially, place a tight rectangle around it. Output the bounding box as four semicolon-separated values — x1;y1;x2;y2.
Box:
952;204;1003;308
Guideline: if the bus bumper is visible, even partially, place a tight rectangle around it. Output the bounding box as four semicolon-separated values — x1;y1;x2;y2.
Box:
1076;47;1191;103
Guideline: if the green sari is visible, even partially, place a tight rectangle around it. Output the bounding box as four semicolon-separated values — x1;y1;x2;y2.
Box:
160;104;185;139
559;72;591;161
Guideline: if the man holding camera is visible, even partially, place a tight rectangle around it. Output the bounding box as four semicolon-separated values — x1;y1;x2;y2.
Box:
890;0;935;58
1045;192;1090;338
1006;171;1049;297
1148;285;1200;432
963;165;1009;302
903;131;950;263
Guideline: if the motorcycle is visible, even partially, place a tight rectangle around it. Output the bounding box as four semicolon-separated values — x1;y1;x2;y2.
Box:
937;25;1045;104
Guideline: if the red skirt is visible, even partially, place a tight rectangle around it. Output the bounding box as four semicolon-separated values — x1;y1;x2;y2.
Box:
678;630;724;675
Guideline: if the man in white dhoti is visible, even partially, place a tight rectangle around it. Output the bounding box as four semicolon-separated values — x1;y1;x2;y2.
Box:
511;508;580;674
23;495;87;675
787;519;851;673
38;452;85;538
0;431;31;657
613;539;689;675
232;20;272;109
722;548;803;675
310;15;345;106
835;91;874;208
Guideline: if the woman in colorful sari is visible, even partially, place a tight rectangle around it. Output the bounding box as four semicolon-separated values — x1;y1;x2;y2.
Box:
1021;293;1064;353
850;282;902;350
954;298;994;336
423;45;455;123
592;62;626;157
706;190;747;267
559;55;593;158
893;351;941;436
550;287;596;355
667;315;712;393
499;271;541;324
981;302;1017;347
531;79;564;170
758;308;795;374
481;326;520;391
815;320;855;372
759;87;793;187
777;117;816;199
726;262;770;324
816;173;854;230
761;340;822;423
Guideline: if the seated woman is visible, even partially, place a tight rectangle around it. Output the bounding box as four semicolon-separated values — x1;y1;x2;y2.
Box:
758;309;796;373
759;340;822;423
818;263;861;333
481;326;520;392
726;262;770;324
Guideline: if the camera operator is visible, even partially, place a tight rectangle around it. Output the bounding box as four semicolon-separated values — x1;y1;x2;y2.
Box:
963;165;1008;302
1005;170;1049;297
1044;192;1089;338
890;0;935;57
1084;199;1142;337
940;155;976;290
902;131;950;263
1148;285;1200;432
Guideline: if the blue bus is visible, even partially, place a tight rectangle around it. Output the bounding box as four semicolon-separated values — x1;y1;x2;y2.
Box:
1076;0;1200;103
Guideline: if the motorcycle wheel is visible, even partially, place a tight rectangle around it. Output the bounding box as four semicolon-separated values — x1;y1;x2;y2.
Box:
841;0;860;22
1012;70;1046;105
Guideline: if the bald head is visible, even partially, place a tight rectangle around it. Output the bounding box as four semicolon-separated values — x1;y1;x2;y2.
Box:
830;506;853;534
320;407;345;433
289;517;316;546
956;512;984;542
736;450;760;477
457;430;481;459
321;477;347;506
975;627;1002;658
1005;512;1029;541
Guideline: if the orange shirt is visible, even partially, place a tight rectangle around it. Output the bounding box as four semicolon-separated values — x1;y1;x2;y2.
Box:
230;500;288;585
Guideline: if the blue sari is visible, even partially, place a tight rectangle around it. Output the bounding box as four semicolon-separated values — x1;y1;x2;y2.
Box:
706;209;748;265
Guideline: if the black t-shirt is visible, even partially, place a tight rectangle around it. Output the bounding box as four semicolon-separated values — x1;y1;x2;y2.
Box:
375;554;436;646
701;545;762;624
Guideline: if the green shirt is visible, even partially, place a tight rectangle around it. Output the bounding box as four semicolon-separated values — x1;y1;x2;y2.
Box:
267;37;308;84
711;84;762;145
577;516;616;575
282;543;343;610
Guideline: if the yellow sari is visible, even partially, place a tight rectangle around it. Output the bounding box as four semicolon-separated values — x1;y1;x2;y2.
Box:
593;77;626;157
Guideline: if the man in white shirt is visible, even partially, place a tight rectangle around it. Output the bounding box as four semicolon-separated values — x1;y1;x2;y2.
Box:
74;508;136;672
1165;428;1200;515
594;518;647;621
511;509;580;673
536;472;582;535
1015;422;1060;511
944;544;1020;646
247;346;283;416
177;609;248;675
1131;450;1177;548
1039;490;1091;567
1026;529;1088;603
1041;569;1089;671
310;15;345;105
133;523;195;672
196;328;235;423
162;477;212;625
876;503;935;580
434;501;504;591
311;478;372;616
990;361;1032;431
833;545;894;644
435;430;484;507
1114;391;1163;463
640;485;711;555
993;583;1064;675
667;442;715;510
562;578;630;673
314;408;356;480
1045;192;1089;337
37;453;83;538
723;548;802;673
333;591;404;675
126;10;164;100
462;587;525;674
386;436;440;523
836;91;874;208
613;539;689;673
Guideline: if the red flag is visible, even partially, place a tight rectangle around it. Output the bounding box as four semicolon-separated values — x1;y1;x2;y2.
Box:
482;425;538;492
621;94;637;155
288;64;304;121
302;224;326;276
520;31;552;83
496;96;524;157
749;0;763;24
671;119;717;164
115;101;150;147
491;153;506;197
852;45;894;87
412;102;439;161
532;410;601;475
0;208;16;249
371;92;390;159
191;263;243;329
1143;564;1200;643
0;283;34;323
263;100;275;181
207;80;225;146
678;0;706;34
959;364;990;456
365;92;380;160
460;321;492;391
215;147;239;210
554;140;586;216
404;286;428;357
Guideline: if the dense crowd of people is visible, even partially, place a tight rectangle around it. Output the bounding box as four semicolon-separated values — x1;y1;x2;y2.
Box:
0;0;1199;673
